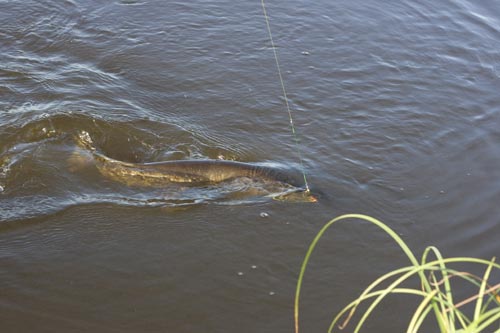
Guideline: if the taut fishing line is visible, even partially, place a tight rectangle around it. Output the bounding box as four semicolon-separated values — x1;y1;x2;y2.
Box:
260;0;311;193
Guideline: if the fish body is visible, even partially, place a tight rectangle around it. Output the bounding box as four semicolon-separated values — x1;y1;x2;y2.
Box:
73;131;317;202
93;152;299;187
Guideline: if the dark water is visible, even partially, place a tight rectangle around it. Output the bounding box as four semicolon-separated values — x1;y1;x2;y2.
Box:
1;0;499;332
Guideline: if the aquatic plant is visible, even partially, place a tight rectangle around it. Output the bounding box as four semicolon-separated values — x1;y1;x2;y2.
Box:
295;214;500;333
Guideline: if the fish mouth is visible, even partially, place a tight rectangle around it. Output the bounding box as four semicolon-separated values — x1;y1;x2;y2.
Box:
271;188;318;203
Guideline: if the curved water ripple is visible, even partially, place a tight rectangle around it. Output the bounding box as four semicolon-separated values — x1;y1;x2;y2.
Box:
0;113;301;222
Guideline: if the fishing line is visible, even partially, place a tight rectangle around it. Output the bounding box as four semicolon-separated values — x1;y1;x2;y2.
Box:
260;0;311;193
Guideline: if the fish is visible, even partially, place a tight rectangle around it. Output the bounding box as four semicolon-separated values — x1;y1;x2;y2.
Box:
71;131;317;203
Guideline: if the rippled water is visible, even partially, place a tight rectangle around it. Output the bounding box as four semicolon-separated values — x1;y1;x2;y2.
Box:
1;0;499;332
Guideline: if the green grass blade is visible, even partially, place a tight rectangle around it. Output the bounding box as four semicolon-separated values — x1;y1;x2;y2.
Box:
334;265;433;329
294;214;420;333
328;288;429;333
473;307;500;332
410;301;434;333
352;264;441;333
422;246;455;331
294;214;500;333
474;258;496;322
482;282;500;310
407;289;439;333
333;258;500;332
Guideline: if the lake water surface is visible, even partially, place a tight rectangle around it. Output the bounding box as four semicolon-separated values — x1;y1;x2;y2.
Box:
1;0;499;332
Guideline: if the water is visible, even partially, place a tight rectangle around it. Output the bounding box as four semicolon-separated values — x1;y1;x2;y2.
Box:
1;0;499;331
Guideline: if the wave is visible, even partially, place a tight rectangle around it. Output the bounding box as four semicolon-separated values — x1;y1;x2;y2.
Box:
0;113;295;223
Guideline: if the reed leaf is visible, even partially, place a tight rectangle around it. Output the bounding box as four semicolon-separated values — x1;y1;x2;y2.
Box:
295;214;500;333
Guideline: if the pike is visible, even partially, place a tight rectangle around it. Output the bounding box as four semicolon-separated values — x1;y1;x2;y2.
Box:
72;132;317;203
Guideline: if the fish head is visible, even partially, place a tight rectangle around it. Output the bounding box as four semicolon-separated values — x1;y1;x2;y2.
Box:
272;189;318;203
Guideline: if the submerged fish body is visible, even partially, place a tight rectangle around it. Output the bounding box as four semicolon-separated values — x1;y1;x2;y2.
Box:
73;131;317;203
93;153;298;187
